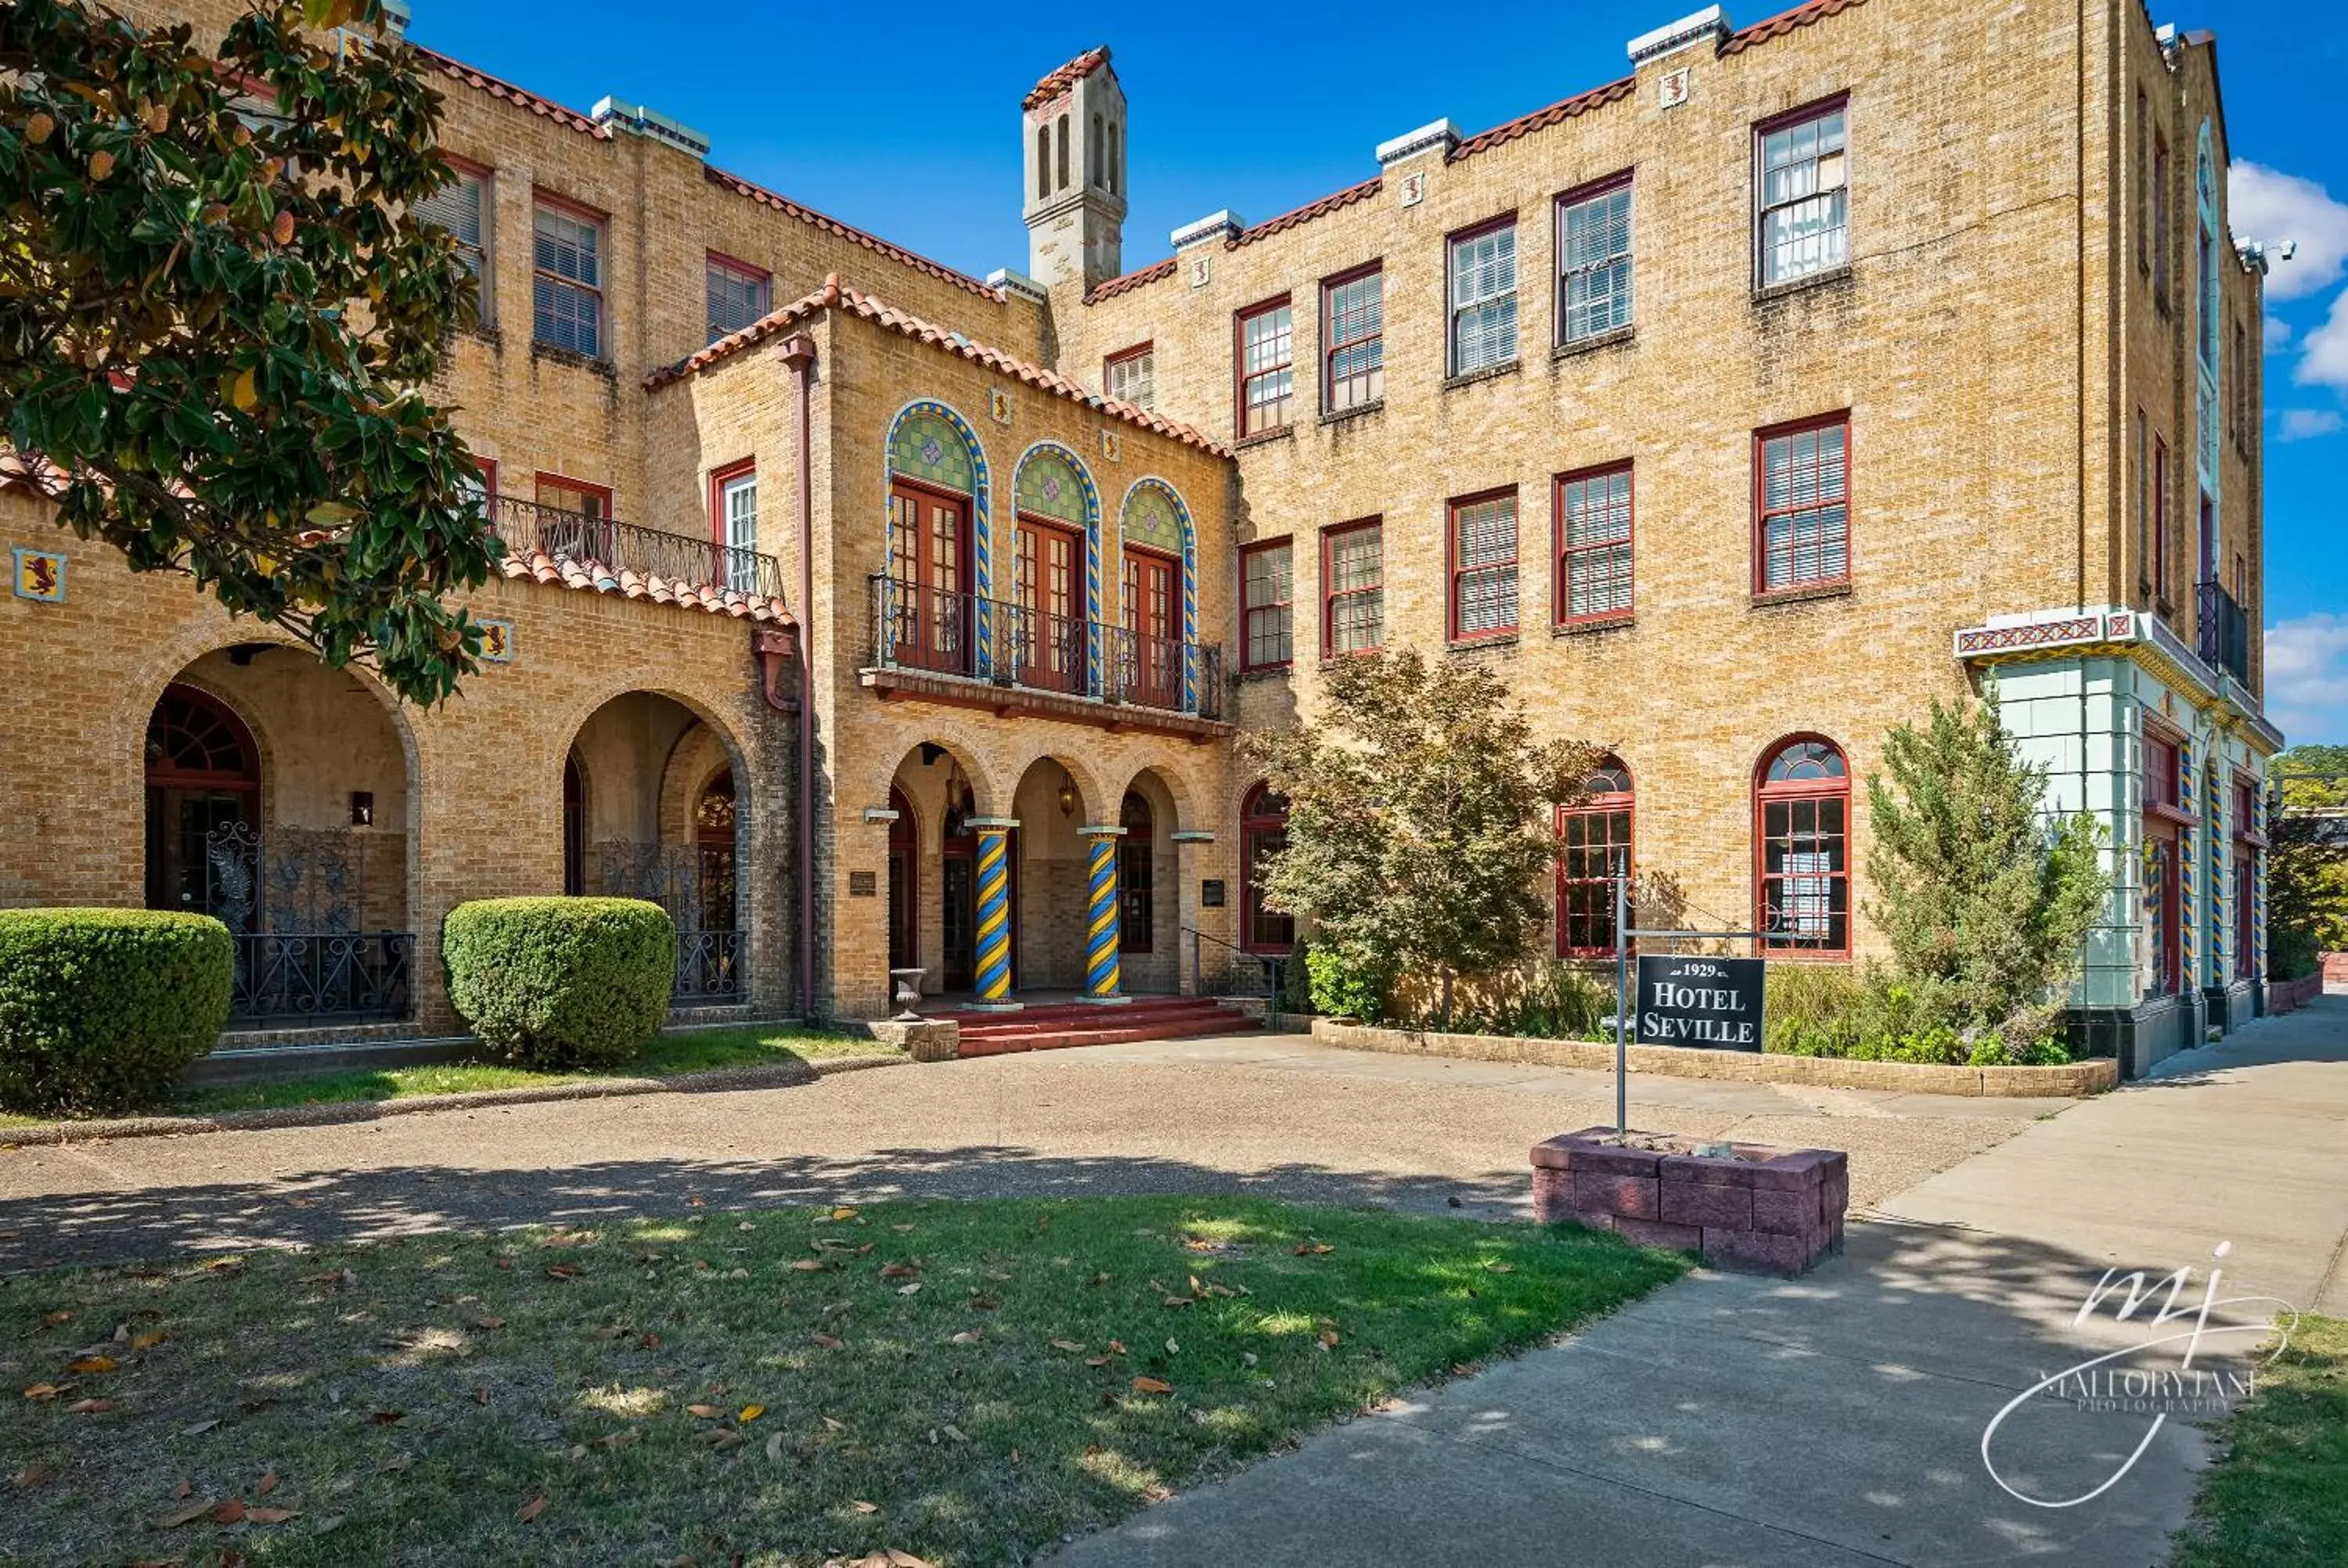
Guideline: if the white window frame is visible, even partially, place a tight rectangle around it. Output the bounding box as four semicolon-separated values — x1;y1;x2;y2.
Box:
1756;102;1849;287
720;469;758;592
1557;180;1632;343
1449;221;1518;376
706;254;771;344
532;199;604;358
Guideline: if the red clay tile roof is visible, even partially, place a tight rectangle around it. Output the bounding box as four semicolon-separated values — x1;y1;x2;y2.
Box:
1449;77;1635;160
496;546;793;624
1721;0;1870;55
1084;258;1177;303
703;168;1004;302
0;448;67;499
646;275;1230;457
409;45;610;138
1024;48;1111;112
1230;175;1386;249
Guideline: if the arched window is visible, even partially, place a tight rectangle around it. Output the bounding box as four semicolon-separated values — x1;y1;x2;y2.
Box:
562;753;585;896
1118;789;1154;954
1241;783;1292;953
888;786;918;972
1035;125;1050;200
1055;113;1069;192
144;685;261;918
1091;113;1104;187
1557;757;1633;957
695;768;736;934
1107;120;1120;196
1756;736;1849;957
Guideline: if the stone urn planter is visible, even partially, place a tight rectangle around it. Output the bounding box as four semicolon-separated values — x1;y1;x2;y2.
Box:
1532;1125;1848;1276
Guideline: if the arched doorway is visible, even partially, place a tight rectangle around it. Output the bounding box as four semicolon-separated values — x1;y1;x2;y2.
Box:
143;685;259;922
1241;782;1293;953
1118;789;1154;955
888;786;918;973
562;754;586;897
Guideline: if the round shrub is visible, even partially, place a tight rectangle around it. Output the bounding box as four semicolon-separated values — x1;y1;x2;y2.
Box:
442;897;674;1069
0;909;234;1116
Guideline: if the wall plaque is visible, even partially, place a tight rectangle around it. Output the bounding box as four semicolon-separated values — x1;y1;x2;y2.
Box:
848;870;877;897
1200;879;1226;908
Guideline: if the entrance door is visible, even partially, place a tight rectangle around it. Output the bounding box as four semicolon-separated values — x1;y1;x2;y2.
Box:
888;787;918;973
1014;516;1085;694
143;685;261;924
1122;547;1179;709
939;815;1016;994
888;480;972;675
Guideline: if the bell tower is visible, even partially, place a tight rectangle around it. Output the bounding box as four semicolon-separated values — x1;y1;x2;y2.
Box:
1022;47;1126;292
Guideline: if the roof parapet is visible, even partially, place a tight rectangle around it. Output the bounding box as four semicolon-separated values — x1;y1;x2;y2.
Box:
1170;210;1244;250
589;96;711;158
1628;5;1730;63
1375;118;1458;165
988;267;1048;304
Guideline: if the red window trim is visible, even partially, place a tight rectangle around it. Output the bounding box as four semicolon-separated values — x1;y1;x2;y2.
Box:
1555;761;1634;958
1319;261;1383;411
1446;210;1518;246
1753;733;1853;962
1446;485;1521;644
1553;460;1635;628
2141;720;2198;825
442;151;495;182
1752;94;1852;290
2152;435;2171;601
706;248;769;286
1239;782;1294;955
1752;90;1851;139
1104;340;1152;385
473;455;499;500
1320;516;1383;660
1237;536;1295;673
535;470;614;518
1233;295;1294;439
1751;410;1853;595
531;186;607;224
708;457;755;552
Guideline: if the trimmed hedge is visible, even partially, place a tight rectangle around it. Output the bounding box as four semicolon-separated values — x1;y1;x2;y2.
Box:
442;897;674;1069
0;909;234;1115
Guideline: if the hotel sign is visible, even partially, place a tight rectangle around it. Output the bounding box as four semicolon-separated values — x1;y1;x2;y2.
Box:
1634;955;1766;1051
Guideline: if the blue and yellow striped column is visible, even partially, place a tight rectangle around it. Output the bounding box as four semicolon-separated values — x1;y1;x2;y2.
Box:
967;818;1021;1011
1080;825;1131;1005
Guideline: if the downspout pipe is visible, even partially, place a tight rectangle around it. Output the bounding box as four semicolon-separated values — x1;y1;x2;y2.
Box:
778;332;819;1022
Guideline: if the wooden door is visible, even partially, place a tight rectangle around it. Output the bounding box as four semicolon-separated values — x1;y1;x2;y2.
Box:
888;480;972;675
1122;548;1179;709
1014;517;1084;693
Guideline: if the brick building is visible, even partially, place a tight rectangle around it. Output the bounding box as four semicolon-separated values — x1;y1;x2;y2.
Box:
0;0;2278;1074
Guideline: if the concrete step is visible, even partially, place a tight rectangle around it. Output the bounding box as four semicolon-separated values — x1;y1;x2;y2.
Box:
953;1003;1243;1041
954;1005;1259;1058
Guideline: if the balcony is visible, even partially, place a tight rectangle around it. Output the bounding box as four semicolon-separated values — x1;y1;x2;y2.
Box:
864;574;1226;728
490;495;786;602
2197;580;2251;687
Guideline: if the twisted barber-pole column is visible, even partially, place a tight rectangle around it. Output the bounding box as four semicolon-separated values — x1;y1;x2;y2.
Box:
967;818;1021;1011
1080;825;1132;1005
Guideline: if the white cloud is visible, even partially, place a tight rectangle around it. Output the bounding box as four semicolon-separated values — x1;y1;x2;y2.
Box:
2264;614;2348;743
2231;163;2348;301
2266;314;2292;349
2278;408;2344;440
2296;288;2348;390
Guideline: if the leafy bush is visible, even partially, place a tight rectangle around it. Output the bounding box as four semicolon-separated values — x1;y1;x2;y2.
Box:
1306;940;1395;1023
0;909;232;1115
442;897;673;1069
1761;962;2069;1065
1278;930;1316;1016
1496;960;1614;1041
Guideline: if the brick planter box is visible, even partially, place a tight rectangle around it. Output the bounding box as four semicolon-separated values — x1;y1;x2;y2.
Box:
1532;1125;1847;1276
2267;973;2325;1015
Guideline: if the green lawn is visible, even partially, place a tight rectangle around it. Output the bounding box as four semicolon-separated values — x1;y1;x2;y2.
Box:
175;1025;894;1117
2172;1312;2348;1568
1;1196;1686;1566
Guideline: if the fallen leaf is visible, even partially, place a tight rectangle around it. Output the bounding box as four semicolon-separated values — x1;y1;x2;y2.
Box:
65;1355;116;1375
789;1260;828;1273
1320;1329;1340;1349
940;1423;967;1443
830;1207;859;1221
1130;1376;1172;1395
1108;1340;1128;1355
1161;1296;1192;1309
369;1410;405;1426
739;1404;765;1422
65;1398;117;1414
540;1231;596;1248
1085;1356;1110;1367
822;1415;847;1432
1050;1339;1085;1353
1165;1338;1180;1354
130;1331;167;1351
158;1497;217;1528
884;1552;936;1567
896;1282;922;1296
471;1315;506;1330
20;1383;65;1401
764;1430;786;1461
638;1332;661;1350
949;1330;981;1346
473;1386;488;1406
41;1310;71;1326
181;1419;221;1436
16;1460;58;1487
544;1265;582;1280
811;1332;844;1350
851;1499;880;1514
1295;1243;1334;1256
517;1495;547;1523
257;1472;279;1496
880;1262;920;1280
212;1498;247;1524
206;1259;244;1275
246;1506;300;1524
686;1404;723;1419
1090;1271;1111;1286
1243;1352;1259;1367
589;1431;639;1451
891;1224;916;1234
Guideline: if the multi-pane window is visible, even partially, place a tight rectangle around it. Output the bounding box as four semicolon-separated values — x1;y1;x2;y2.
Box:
536;473;610;522
1449;490;1519;640
715;464;758;592
706;254;770;343
2153;434;2170;600
1237;300;1295;437
1756;415;1850;592
1757;103;1849;286
1558;179;1632;343
1323;267;1385;412
1240;540;1293;671
532;200;603;357
1106;344;1154;408
1449;221;1518;375
1557;464;1633;624
1756;738;1850;957
414;164;492;323
2143;728;2185;994
1323;520;1383;655
1557;759;1633;957
1241;783;1294;953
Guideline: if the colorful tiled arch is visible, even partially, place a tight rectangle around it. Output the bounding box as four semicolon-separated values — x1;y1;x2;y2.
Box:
1014;441;1104;688
884;398;993;673
1118;477;1199;709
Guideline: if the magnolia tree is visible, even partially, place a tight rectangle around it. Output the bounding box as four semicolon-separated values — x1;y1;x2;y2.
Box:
1243;649;1605;1028
0;0;495;705
1863;692;2109;1051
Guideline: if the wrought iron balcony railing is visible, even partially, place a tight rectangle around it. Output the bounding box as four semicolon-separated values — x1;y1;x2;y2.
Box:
2197;579;2252;686
491;495;786;601
866;574;1224;720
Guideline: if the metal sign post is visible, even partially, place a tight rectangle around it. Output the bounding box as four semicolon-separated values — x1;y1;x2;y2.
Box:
1609;871;1770;1138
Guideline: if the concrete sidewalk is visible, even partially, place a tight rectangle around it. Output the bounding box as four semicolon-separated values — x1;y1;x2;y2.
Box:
1050;999;2348;1568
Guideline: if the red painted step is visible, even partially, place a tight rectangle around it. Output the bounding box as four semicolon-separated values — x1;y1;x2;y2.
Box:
932;996;1259;1057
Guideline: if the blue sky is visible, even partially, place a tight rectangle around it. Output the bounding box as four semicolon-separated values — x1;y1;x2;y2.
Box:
406;0;2347;741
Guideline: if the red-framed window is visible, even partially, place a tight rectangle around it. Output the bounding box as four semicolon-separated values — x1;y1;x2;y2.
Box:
1119;789;1155;954
705;250;771;343
1322;518;1383;656
1756;97;1849;286
1448;215;1518;375
1556;462;1633;625
2233;773;2261;981
1236;297;1295;437
468;455;499;502
2143;727;2189;817
416;154;493;324
709;459;758;592
2141;722;2191;995
1756;736;1850;958
1239;538;1294;671
1241;782;1294;954
1556;172;1633;343
1754;413;1850;593
535;471;612;521
1105;342;1154;409
531;191;605;357
2152;435;2171;601
1557;757;1633;957
1448;488;1519;642
1322;264;1384;414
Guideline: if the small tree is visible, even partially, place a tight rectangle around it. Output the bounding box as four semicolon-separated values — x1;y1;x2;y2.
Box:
2267;750;2348;978
1243;649;1604;1029
1863;691;2109;1052
0;0;495;706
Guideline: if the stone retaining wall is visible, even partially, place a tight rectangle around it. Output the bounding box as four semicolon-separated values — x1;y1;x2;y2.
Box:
2267;973;2325;1015
1532;1126;1848;1275
1312;1018;2116;1098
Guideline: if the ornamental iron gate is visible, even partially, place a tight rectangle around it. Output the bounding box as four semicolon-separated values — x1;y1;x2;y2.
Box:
595;840;744;1002
199;822;414;1024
